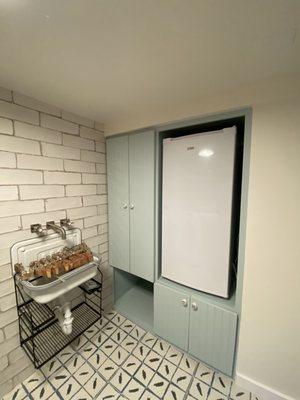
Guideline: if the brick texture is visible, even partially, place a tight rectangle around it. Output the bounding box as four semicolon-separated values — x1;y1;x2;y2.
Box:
0;86;110;398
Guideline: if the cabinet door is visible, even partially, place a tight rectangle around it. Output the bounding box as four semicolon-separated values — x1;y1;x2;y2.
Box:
129;131;155;282
189;297;238;376
107;135;130;271
154;283;189;350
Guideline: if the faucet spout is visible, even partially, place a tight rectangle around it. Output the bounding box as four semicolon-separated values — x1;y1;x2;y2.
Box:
46;221;67;239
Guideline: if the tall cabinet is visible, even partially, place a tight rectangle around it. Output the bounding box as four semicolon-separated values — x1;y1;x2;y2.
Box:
107;130;155;283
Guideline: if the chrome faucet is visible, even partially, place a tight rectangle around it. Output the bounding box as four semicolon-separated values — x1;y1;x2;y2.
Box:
46;221;67;239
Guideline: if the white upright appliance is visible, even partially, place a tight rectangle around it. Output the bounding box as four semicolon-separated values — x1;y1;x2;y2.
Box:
161;127;236;298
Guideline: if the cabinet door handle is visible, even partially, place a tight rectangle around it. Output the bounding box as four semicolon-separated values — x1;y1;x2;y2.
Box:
130;204;134;210
123;204;128;209
181;298;188;307
192;302;198;311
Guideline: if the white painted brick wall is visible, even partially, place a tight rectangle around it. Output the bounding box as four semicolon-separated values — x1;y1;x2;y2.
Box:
0;135;40;155
0;86;110;397
15;122;62;144
66;184;97;196
13;93;61;116
0;169;43;185
17;154;64;171
44;171;81;184
19;185;64;200
41;113;78;135
63;134;94;150
42;142;80;160
0;118;13;135
0;100;39;125
0;151;16;168
64;159;95;173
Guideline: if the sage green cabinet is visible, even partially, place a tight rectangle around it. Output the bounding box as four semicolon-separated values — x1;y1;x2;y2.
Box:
154;283;189;351
107;131;155;282
154;282;238;376
107;135;130;272
189;295;238;376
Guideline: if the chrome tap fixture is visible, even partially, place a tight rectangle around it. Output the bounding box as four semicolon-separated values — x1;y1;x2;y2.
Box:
60;218;73;229
46;221;67;239
30;223;46;237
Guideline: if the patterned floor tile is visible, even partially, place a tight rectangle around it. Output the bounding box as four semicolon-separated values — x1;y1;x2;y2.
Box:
123;354;142;375
111;328;128;344
102;321;118;336
121;335;138;352
41;357;62;378
30;381;54;400
134;364;155;385
73;362;95;385
79;341;97;359
148;373;169;398
65;353;85;374
144;350;163;370
88;349;108;369
49;366;70;389
165;346;183;366
57;376;81;400
195;362;215;385
83;324;99;339
104;310;118;320
47;394;60;400
189;377;210;399
90;330;109;347
72;387;92;399
122;378;145;400
98;358;119;380
179;354;198;375
112;313;126;326
141;332;157;348
132;343;151;361
6;310;257;400
102;338;119;356
172;368;192;391
84;373;106;398
120;319;135;334
57;346;75;363
23;370;45;392
140;390;160;400
208;388;228;400
110;368;131;391
157;359;177;380
71;334;88;349
164;383;185;400
153;338;170;356
2;384;27;400
212;372;233;396
97;384;119;400
110;346;130;365
130;325;146;340
230;383;251;400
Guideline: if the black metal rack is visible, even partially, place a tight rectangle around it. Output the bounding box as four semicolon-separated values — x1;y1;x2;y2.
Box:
14;265;103;369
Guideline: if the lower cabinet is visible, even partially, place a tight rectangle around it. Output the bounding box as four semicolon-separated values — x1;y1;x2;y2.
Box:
154;283;190;351
154;282;238;376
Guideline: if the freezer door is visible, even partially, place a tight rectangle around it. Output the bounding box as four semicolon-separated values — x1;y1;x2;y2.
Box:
161;127;236;298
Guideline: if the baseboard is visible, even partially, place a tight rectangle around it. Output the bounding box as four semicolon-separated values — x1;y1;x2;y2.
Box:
236;373;296;400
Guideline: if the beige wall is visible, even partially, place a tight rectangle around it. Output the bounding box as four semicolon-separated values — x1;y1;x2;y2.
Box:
0;88;113;397
106;74;300;399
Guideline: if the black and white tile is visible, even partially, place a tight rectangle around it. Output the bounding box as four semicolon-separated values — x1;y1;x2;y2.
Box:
4;310;260;400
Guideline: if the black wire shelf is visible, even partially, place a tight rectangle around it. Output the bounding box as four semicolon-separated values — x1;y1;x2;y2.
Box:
14;265;103;369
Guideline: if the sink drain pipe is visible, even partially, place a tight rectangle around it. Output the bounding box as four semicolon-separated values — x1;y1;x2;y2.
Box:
52;295;74;335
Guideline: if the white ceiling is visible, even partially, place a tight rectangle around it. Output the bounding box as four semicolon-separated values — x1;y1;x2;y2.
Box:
0;0;299;132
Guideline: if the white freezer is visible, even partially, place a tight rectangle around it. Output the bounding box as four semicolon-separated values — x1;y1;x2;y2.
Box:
161;127;236;298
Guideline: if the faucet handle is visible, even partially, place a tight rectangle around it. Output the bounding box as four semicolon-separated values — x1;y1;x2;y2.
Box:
60;218;73;228
31;223;46;237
